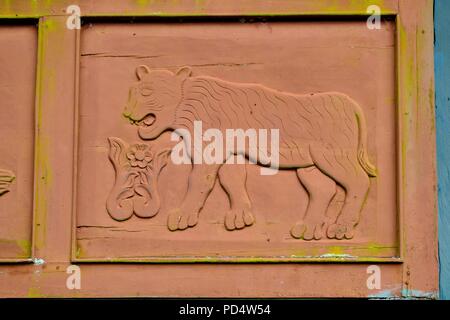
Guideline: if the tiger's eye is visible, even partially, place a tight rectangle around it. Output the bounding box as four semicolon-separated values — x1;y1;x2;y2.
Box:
141;88;153;96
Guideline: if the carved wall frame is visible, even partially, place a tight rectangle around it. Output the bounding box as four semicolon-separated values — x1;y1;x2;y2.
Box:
0;0;437;298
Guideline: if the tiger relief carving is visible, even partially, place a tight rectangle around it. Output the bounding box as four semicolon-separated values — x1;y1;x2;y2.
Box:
114;65;376;240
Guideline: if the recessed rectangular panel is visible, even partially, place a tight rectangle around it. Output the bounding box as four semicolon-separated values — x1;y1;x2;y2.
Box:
76;20;397;261
0;25;36;260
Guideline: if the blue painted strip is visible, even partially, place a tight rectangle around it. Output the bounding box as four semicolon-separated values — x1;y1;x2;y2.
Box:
435;0;450;300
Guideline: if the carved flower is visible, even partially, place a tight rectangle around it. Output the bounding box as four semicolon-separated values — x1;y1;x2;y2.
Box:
126;144;153;168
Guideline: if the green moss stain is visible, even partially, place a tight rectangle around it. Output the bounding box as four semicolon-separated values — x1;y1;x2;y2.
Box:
30;0;38;13
0;239;31;258
348;0;387;10
1;0;12;14
43;18;57;32
27;287;43;298
328;246;345;255
429;80;436;131
34;132;51;251
33;20;52;251
33;15;70;252
76;245;85;259
366;243;385;256
195;0;206;10
16;239;31;256
317;0;392;15
0;0;57;17
397;19;417;260
401;289;437;299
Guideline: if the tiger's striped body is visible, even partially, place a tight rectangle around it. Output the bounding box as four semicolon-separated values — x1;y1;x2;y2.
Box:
175;76;376;173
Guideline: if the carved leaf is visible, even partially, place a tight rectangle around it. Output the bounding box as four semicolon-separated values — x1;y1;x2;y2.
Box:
154;148;171;174
107;137;127;167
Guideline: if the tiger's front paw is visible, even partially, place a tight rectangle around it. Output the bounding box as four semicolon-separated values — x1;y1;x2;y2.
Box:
326;222;355;240
167;208;199;231
224;208;255;231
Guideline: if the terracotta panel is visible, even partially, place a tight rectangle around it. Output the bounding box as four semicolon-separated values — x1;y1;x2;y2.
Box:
0;25;36;260
0;0;438;299
75;20;398;261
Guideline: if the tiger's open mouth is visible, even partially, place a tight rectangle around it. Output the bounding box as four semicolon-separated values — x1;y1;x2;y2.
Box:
128;114;156;128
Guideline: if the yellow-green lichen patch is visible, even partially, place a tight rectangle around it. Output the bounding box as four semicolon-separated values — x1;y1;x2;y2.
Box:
328;245;345;255
16;239;32;256
136;0;152;7
27;286;43;298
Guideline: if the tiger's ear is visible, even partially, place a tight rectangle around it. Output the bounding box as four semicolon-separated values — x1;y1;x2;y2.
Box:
176;66;192;79
136;65;150;80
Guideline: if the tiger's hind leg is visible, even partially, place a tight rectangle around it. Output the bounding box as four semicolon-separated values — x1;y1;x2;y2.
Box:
309;146;370;240
291;166;337;240
218;159;255;231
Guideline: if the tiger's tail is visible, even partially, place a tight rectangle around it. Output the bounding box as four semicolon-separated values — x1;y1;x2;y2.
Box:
354;107;377;177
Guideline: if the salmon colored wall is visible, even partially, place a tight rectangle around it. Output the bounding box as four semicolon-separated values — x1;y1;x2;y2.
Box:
0;0;439;298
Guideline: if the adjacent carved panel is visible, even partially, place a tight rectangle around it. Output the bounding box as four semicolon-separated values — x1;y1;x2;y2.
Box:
0;169;15;196
76;21;398;260
0;25;36;260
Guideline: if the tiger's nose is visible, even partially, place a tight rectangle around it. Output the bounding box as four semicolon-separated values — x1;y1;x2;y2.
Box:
123;88;137;118
123;106;131;117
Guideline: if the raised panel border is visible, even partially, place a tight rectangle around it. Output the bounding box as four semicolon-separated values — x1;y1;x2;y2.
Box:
0;0;437;298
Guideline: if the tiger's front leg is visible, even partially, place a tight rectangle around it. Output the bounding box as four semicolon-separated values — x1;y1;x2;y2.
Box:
167;163;221;231
218;162;255;231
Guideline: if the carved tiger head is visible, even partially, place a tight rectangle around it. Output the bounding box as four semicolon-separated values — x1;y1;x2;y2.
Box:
123;65;192;140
